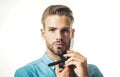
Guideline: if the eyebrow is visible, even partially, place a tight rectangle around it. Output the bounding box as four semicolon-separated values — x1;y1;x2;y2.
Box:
48;26;70;29
63;27;70;29
48;27;56;29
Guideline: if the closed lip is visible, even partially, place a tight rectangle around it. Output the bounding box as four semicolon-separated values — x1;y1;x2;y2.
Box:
55;43;64;47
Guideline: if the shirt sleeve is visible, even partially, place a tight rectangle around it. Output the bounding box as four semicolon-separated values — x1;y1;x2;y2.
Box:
14;68;30;77
92;65;103;77
89;65;103;77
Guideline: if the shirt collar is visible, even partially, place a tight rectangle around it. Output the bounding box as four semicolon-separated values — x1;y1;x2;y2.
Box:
42;53;55;70
41;53;77;77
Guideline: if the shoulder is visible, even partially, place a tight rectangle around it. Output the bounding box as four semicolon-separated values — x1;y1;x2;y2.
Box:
14;58;44;77
88;64;99;70
87;64;103;77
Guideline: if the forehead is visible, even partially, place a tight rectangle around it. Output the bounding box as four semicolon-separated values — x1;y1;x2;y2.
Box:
44;15;72;28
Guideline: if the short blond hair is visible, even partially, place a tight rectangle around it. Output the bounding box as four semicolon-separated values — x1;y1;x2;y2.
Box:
41;5;74;28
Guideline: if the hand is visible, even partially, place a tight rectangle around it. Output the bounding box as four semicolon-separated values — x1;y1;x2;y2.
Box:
64;51;90;77
55;64;73;77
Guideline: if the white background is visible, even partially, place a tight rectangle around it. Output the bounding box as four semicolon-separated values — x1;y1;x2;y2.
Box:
0;0;120;77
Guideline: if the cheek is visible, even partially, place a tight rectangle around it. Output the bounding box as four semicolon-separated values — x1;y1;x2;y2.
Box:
64;37;71;44
45;33;55;42
64;34;71;40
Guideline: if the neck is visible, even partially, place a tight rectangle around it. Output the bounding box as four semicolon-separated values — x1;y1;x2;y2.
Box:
46;49;63;61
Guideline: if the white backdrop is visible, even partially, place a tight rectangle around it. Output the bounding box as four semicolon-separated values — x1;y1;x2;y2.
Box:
0;0;120;77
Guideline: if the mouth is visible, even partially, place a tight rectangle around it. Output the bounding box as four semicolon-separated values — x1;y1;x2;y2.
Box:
55;43;64;48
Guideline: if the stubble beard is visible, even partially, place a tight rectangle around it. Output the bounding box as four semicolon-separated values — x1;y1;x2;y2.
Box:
46;40;71;57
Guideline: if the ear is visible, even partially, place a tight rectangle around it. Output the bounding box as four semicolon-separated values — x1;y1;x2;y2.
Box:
71;29;75;39
41;28;45;39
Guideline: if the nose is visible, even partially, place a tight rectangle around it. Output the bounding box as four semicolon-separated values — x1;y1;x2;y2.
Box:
56;31;62;40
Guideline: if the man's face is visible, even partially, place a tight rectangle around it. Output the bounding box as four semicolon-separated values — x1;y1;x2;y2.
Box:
41;15;74;56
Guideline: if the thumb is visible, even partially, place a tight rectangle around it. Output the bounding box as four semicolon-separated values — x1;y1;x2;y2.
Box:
56;63;62;74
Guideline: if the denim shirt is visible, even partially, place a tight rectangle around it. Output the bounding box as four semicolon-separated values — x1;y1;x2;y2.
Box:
14;53;103;77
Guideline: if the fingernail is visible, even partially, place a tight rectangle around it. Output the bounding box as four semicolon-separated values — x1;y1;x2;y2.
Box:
63;54;66;56
67;50;71;52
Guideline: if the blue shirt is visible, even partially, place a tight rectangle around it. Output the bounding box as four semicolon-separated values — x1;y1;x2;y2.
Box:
14;53;103;77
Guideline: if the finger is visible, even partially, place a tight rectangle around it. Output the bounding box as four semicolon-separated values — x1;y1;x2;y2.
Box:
65;58;87;67
65;60;79;67
65;57;76;64
56;64;64;73
63;51;73;58
65;57;78;66
56;64;60;73
66;55;86;62
62;66;69;72
66;50;73;53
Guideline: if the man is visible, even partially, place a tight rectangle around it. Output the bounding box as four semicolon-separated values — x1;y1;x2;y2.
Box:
14;5;103;77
